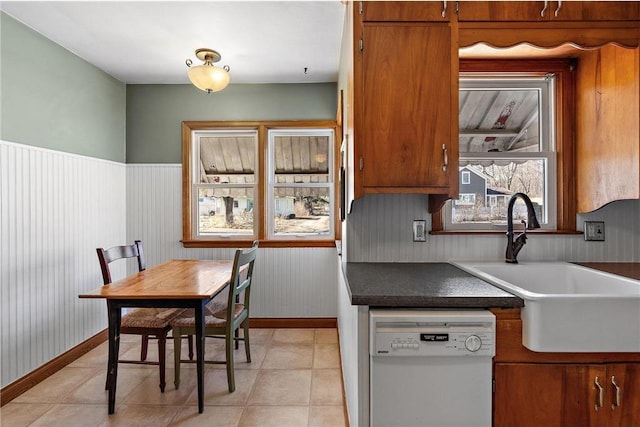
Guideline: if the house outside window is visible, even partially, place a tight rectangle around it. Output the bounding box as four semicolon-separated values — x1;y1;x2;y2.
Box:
182;121;337;247
445;74;557;231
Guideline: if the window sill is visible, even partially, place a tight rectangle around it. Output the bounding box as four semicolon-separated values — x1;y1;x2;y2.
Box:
430;230;583;236
181;239;337;249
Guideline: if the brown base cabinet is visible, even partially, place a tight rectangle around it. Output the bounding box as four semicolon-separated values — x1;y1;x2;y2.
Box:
494;363;640;427
492;309;640;427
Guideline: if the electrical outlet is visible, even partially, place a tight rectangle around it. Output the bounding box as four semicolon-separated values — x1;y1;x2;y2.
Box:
584;221;605;241
413;220;426;242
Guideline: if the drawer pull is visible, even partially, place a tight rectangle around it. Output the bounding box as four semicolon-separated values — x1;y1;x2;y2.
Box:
594;376;604;411
441;0;448;18
540;0;549;17
554;0;563;17
442;144;448;172
611;376;621;410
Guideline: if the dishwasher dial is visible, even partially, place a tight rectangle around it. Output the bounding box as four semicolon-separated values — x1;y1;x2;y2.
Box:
464;335;482;352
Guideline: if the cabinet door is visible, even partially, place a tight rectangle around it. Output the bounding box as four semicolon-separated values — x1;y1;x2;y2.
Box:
551;1;640;21
607;364;640;427
457;1;548;21
363;1;450;22
361;23;452;189
494;363;605;427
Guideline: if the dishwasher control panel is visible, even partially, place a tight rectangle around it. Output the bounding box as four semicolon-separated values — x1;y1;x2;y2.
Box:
370;309;495;357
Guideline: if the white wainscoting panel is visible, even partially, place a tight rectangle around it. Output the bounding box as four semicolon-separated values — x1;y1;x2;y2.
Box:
1;141;126;387
126;164;338;317
347;194;640;263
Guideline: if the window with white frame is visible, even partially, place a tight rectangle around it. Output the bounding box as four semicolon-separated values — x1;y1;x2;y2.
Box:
268;129;334;239
192;130;258;238
445;75;557;230
461;170;471;185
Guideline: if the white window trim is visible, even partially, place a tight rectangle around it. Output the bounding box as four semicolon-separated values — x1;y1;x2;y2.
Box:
461;170;471;185
267;128;335;240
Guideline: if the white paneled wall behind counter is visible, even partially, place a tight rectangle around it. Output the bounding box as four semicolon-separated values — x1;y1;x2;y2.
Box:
347;194;640;263
126;165;338;318
1;141;126;387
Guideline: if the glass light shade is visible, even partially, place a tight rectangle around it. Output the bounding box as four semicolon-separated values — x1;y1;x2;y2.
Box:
188;64;230;93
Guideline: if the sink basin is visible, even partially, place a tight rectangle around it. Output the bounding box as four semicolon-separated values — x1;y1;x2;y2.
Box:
452;261;640;352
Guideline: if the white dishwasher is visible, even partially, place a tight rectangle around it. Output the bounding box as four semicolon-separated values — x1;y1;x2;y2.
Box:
369;309;495;427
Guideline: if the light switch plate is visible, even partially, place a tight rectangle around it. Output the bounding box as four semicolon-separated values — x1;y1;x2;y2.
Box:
413;220;426;242
584;221;605;241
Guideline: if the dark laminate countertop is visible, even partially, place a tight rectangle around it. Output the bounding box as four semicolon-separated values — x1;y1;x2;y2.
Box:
342;262;524;308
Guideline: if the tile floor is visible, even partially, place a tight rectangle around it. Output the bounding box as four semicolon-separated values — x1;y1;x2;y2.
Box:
1;328;347;427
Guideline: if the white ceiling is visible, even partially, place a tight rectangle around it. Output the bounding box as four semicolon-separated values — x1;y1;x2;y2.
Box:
0;1;346;85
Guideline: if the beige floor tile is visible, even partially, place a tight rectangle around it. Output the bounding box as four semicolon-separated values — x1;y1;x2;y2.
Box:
183;369;259;406
5;328;346;427
107;404;181;427
313;344;340;369
64;365;155;404
272;328;315;344
28;404;110;427
13;367;98;404
262;343;314;369
308;405;348;427
310;369;343;405
123;368;195;406
0;402;54;427
238;406;309;427
169;406;243;427
248;369;312;406
242;328;274;345
314;329;338;344
177;342;266;371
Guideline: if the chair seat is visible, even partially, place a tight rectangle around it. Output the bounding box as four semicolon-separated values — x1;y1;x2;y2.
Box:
121;308;184;329
171;303;245;328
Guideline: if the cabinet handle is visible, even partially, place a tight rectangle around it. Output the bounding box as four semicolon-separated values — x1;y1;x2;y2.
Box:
359;156;364;171
594;376;604;411
554;0;562;17
442;144;448;172
611;376;621;410
540;0;548;17
441;0;448;18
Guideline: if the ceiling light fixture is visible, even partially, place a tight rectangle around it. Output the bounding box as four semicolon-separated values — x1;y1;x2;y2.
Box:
185;48;230;93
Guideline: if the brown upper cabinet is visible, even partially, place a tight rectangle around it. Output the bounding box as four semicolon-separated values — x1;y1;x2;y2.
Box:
457;1;640;22
362;0;452;21
353;1;459;198
576;45;640;213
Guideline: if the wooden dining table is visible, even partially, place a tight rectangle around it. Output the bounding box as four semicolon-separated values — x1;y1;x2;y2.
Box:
79;259;237;414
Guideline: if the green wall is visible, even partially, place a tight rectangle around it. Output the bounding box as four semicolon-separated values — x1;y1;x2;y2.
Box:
1;13;126;162
126;83;337;163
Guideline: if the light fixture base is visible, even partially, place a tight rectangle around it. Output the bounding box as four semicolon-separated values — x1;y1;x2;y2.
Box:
194;48;221;63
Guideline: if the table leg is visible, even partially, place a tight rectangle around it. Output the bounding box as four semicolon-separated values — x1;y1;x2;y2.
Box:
107;301;121;414
195;300;205;413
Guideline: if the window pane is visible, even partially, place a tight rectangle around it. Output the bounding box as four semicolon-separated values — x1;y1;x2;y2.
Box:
199;135;255;183
273;135;329;175
198;188;254;236
272;187;331;236
453;160;546;225
459;89;541;153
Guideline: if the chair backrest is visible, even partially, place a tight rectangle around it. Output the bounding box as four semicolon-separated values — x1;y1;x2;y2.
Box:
226;241;259;321
96;240;146;285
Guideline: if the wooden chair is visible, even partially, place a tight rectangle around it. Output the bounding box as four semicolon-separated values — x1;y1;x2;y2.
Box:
171;242;258;393
97;240;186;392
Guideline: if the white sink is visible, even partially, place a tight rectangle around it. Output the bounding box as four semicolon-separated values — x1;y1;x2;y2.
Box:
452;261;640;352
